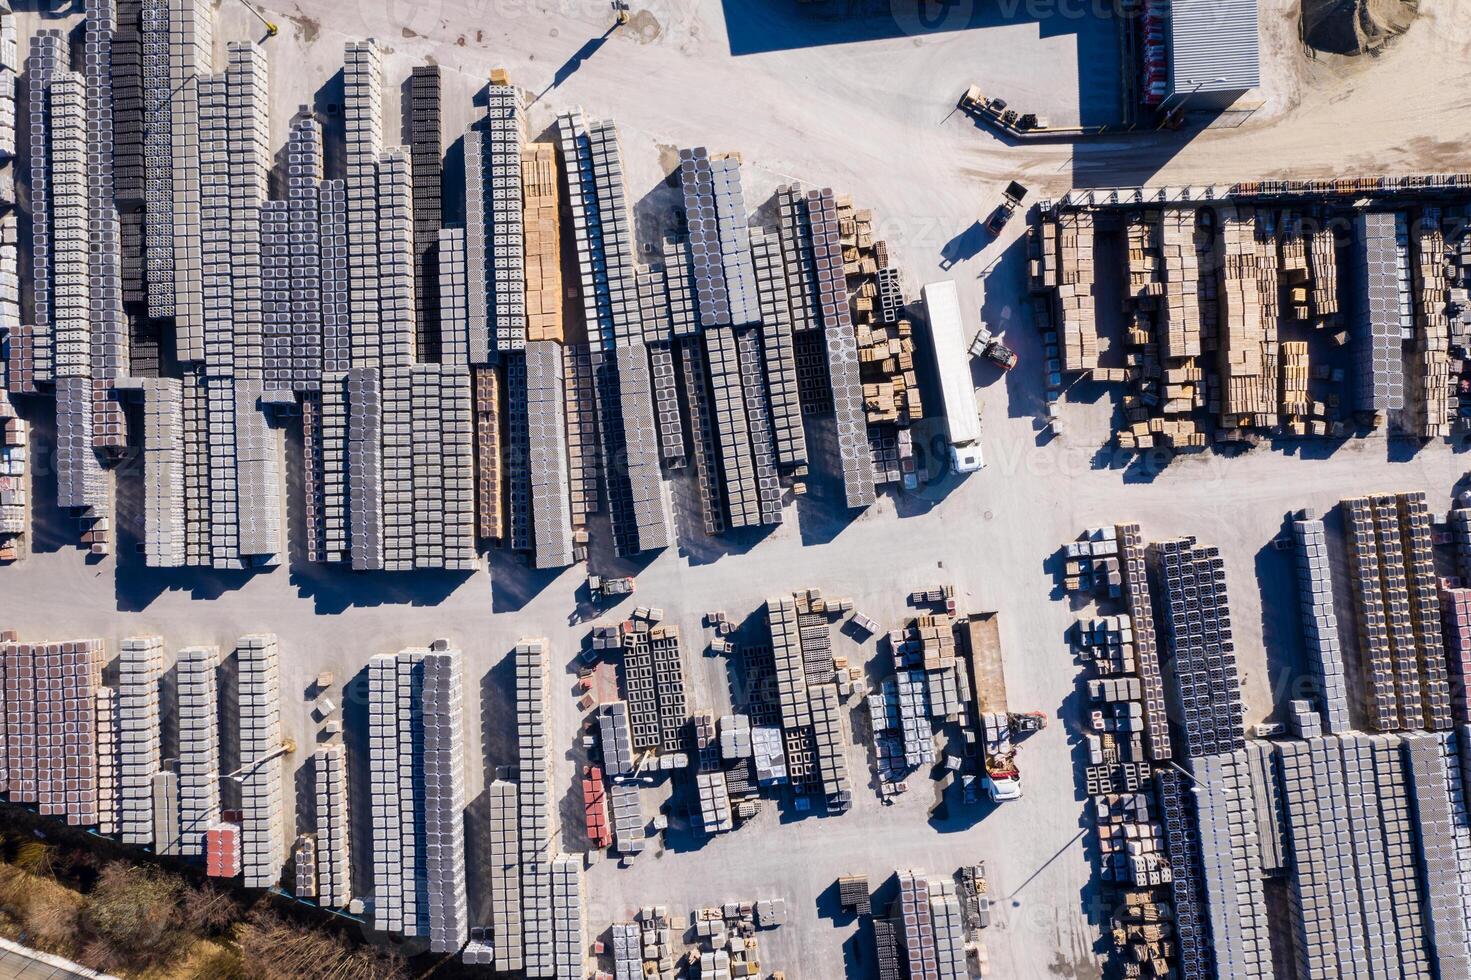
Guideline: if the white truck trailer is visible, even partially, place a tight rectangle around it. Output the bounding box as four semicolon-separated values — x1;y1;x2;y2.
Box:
921;280;984;473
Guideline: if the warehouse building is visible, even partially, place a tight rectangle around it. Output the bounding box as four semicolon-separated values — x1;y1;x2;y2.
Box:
1161;0;1261;112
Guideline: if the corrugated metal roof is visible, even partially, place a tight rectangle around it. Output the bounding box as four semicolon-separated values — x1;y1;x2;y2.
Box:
1168;0;1262;95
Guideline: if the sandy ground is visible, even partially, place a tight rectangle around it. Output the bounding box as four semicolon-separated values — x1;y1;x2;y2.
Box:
3;1;1471;977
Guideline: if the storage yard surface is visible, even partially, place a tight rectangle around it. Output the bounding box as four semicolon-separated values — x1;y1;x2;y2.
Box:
5;1;1471;978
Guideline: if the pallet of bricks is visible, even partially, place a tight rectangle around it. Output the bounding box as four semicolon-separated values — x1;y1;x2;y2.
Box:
837;199;921;486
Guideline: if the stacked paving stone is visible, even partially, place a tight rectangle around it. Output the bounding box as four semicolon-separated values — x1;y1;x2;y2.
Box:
751;230;807;468
1291;511;1350;732
175;645;219;858
0;637;105;826
516;639;554;974
152;770;179;854
799;188;875;508
135;378;185;566
369;649;425;936
487;779;523;971
312;745;351;909
1154;537;1246;758
236;634;285;888
556;108;669;557
1275;732;1435;980
1190;751;1272;979
523;341;575;568
421;648;469;953
409;66;441;357
1343;492;1453;731
118;635;162;845
1350;211;1410;420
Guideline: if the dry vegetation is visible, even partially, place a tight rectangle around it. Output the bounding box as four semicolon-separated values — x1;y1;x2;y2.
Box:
0;829;407;980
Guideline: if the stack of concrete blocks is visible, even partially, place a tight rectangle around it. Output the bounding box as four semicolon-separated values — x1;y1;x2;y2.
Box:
24;31;65;379
368;649;423;936
598;701;637;776
1445;588;1471;723
561;341;599;528
719;714;753;761
484;82;526;357
152;770;179;855
234;381;285;563
462;129;490;364
636;268;685;468
138;0;171;319
1343;493;1453;732
117;635;162;845
472;365;503;540
95;684;118;835
321;177;350;374
695;770;733;834
1;638;104;827
650;626;688;753
1291;512;1350;733
168;0;211;361
438;226;468;364
516;639;555;976
462;928;495;968
678;323;728;535
313;744;351;908
1113;524;1171;760
896;871;940;980
608;780;645;856
927;878;969;980
555;108;669;557
766;596;812;729
0;5;15;331
407;66;441;353
1275;733;1432;980
550;854;586;978
226;41;268;377
344;40;383;367
1349;211;1409;421
1156;769;1209;980
286;114;323;392
1242;740;1285;874
802;188;876;508
0;377;24;562
524;340;575;568
259;199;292;394
175;645;219;858
293;833;317;897
1154;536;1246;759
83;0;128;444
618;627;661;752
421;649;469;953
487;778;523;971
346;368;383;569
140;378;185;566
381;364;476;571
1190;751;1272;979
1454;507;1471;584
809;683;853;812
750;229;807;468
505;352;532;550
1288;698;1322;738
751;725;787;785
612;921;641;980
1405;731;1471;979
894;670;936;769
376;148;416;368
237;634;285;888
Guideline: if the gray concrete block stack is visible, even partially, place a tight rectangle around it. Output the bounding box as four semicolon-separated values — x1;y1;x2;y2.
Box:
139;1;170;319
1114;524;1171;760
169;0;211;361
1343;492;1453;732
487;778;523;972
286;114;324;392
236;634;285;888
1242;739;1284;874
421;648;468;953
344;40;383;368
1291;512;1349;732
1445;588;1471;723
484;82;526;358
750;229;807;469
765;596;811;729
524;340;575;568
175;645;220;859
152;770;179;855
95;687;118;835
550;854;585;978
1190;751;1272;979
1350;211;1409;419
438;227;468;365
1154;536;1246;758
1405;731;1471;979
368;649;422;936
312;744;351;909
376;147;416;368
117;635;162;845
140;378;185;566
83;0;128;429
809;683;852;811
608;780;645;856
612;921;641;980
516;638;555;975
927;878;969;980
598;701;636;776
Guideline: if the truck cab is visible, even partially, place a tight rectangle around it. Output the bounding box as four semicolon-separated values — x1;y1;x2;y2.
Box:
984;773;1022;802
952;445;984;474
